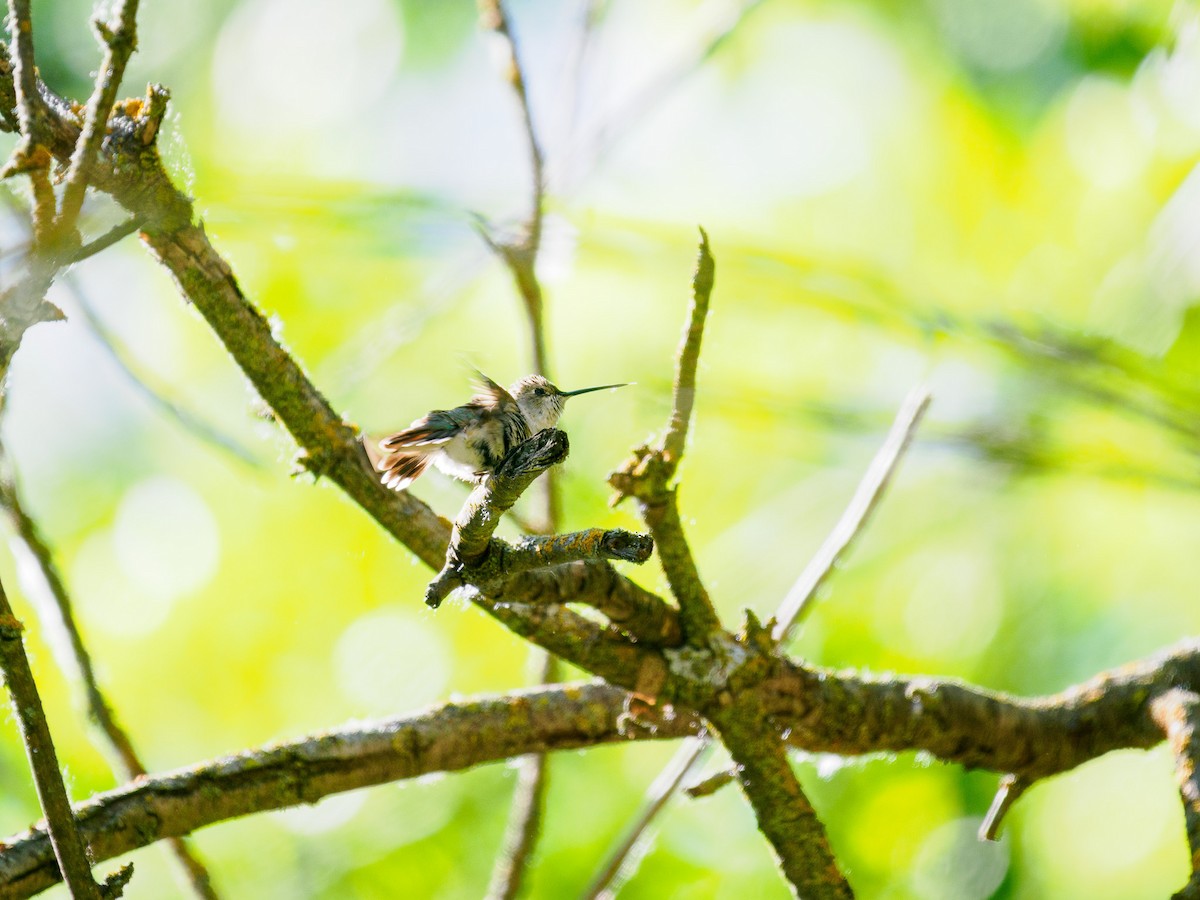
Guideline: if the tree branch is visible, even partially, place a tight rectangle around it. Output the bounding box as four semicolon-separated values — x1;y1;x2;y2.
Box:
478;0;544;256
978;773;1027;842
583;737;711;899
56;0;141;239
588;386;928;890
4;0;40;145
474;4;558;887
712;702;851;898
610;229;719;644
773;385;931;641
425;428;571;606
62;274;262;470
0;469;220;899
0;577;104;898
485;724;550;900
1152;689;1200;899
68;215;145;264
0;683;699;898
764;640;1200;780
0;39;684;662
663;228;713;468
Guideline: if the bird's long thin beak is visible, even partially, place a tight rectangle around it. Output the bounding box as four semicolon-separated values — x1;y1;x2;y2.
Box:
560;383;628;397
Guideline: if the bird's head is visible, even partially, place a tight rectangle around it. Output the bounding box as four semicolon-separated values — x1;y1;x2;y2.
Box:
510;375;627;432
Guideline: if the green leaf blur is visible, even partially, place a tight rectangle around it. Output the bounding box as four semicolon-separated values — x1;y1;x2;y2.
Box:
2;0;1199;897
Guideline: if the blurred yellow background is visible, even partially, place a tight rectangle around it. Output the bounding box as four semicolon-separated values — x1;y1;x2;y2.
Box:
2;0;1199;896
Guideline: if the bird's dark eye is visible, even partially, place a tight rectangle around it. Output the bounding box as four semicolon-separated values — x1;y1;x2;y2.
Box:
534;388;545;397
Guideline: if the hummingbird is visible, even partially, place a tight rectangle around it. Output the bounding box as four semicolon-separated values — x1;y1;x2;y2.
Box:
373;372;626;491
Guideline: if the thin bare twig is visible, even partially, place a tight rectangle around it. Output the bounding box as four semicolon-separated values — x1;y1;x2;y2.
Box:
582;738;711;900
561;0;607;164
69;214;145;264
979;773;1027;842
485;654;555;900
0;576;104;898
663;227;714;468
0;468;220;899
609;229;719;643
478;0;544;252
56;0;141;239
773;385;931;641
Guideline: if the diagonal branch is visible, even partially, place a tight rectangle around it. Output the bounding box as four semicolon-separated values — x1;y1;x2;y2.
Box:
0;42;682;660
0;577;104;899
63;274;262;470
68;214;145;264
0;467;220;899
774;385;931;641
582;737;712;900
573;0;769;181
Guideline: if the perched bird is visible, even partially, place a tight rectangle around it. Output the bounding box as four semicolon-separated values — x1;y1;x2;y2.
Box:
373;372;626;491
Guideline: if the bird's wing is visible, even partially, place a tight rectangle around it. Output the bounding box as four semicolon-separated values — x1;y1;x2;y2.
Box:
468;370;517;412
378;408;466;450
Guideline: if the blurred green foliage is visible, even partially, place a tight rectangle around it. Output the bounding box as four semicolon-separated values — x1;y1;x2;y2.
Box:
1;0;1199;897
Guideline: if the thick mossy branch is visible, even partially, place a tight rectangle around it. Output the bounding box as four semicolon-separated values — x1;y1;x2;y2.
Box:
456;428;571;564
480;593;665;690
712;702;851;899
504;529;654;571
0;683;701;898
765;639;1200;781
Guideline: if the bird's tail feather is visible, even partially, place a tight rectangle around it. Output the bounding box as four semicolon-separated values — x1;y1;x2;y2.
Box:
375;449;431;491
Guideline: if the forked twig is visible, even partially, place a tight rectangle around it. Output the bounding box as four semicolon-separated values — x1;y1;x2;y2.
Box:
590;385;930;895
56;0;141;239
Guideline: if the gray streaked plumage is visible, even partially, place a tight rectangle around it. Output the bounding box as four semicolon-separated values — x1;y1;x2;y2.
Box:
374;372;625;491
